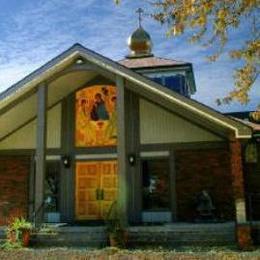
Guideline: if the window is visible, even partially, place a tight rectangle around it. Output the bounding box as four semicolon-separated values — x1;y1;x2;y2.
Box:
142;159;170;211
44;161;60;222
151;75;186;95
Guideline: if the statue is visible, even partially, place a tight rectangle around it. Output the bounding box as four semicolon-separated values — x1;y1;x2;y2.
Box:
195;190;215;222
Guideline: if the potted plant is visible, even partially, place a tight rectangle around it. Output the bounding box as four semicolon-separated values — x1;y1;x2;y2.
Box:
105;201;128;247
6;217;33;247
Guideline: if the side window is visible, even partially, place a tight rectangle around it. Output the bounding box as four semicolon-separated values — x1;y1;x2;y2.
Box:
44;161;60;222
142;159;170;211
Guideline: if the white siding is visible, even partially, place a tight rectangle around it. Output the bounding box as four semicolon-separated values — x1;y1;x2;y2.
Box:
140;99;222;144
0;103;62;149
0;120;36;149
0;94;37;140
47;104;61;148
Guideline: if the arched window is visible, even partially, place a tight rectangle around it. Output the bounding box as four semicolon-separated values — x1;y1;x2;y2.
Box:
75;85;117;147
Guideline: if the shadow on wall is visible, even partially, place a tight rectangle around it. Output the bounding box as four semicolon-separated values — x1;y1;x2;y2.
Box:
175;149;235;222
0;157;30;225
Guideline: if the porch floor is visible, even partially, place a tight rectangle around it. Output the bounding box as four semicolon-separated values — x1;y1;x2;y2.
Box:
2;221;260;247
128;222;236;247
1;222;238;247
7;221;259;247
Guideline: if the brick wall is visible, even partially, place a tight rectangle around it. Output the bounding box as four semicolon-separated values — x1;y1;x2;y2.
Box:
0;156;30;225
175;148;235;221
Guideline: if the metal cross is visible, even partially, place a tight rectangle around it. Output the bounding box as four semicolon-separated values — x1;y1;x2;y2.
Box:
136;8;144;27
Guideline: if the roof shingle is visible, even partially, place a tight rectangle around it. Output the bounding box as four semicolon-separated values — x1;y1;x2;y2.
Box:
118;56;189;69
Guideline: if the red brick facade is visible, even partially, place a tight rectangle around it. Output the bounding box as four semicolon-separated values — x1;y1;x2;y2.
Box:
175;148;235;221
230;140;245;200
229;140;253;250
0;156;30;225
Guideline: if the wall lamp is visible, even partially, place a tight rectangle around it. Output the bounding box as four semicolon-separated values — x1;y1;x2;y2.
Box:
128;154;136;166
61;155;71;168
245;142;258;163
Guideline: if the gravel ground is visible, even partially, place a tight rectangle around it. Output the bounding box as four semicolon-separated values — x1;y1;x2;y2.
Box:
1;247;260;260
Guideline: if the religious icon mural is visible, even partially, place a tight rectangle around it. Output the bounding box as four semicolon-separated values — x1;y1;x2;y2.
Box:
75;85;117;147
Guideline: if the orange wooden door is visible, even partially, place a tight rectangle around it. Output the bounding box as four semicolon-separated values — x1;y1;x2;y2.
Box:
75;160;118;220
100;161;118;219
75;162;101;220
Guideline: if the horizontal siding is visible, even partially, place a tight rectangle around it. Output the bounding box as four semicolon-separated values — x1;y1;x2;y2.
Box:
47;103;61;148
0;94;37;140
140;99;222;144
0;120;36;149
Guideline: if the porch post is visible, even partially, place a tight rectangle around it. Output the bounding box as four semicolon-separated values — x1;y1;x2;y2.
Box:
116;75;128;226
35;82;48;226
230;139;252;249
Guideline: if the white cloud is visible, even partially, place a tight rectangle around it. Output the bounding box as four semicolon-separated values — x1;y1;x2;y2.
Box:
0;0;259;112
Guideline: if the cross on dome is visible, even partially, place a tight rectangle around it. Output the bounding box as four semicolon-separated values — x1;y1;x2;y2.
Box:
136;7;144;28
127;8;153;58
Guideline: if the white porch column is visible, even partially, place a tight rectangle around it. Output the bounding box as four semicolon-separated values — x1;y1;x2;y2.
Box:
35;82;48;225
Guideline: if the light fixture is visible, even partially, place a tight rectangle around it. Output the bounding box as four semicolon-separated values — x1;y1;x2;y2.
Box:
62;155;71;168
128;154;136;166
250;111;260;123
245;142;258;163
75;57;85;65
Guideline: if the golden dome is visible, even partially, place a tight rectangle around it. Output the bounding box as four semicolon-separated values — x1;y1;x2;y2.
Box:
127;26;153;58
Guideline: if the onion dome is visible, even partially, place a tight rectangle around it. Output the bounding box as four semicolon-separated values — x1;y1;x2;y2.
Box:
127;26;153;58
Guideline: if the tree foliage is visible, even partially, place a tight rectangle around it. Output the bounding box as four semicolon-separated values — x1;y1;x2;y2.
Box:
117;0;260;106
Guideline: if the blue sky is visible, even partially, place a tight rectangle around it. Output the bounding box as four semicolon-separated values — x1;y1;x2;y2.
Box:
0;0;259;112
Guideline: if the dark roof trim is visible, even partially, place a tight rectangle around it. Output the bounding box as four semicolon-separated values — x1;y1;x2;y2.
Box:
125;63;192;71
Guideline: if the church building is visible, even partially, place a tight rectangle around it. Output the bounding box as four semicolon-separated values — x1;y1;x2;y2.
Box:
0;22;257;247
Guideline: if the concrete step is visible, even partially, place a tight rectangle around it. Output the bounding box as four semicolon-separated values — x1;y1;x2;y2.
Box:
31;226;108;247
1;222;237;248
127;223;236;247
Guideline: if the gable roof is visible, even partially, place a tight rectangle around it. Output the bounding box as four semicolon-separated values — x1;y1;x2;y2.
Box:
0;43;252;139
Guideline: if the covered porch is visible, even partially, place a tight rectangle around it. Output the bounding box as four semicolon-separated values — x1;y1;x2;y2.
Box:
0;44;253;248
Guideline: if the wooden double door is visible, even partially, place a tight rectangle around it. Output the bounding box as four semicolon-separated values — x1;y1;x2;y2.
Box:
75;160;118;220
